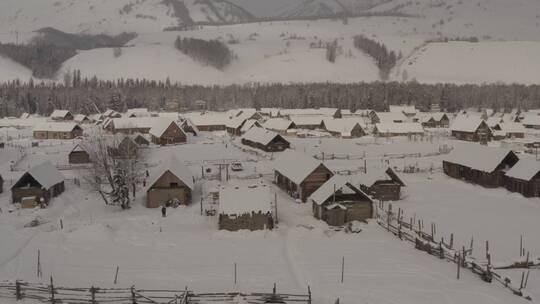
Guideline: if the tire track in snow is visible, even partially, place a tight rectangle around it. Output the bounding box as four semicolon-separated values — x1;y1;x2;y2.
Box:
283;228;309;289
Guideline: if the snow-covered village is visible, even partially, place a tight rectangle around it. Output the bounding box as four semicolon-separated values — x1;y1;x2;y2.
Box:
2;0;540;303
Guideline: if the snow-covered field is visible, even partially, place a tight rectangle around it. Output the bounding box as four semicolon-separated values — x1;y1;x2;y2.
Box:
1;123;540;303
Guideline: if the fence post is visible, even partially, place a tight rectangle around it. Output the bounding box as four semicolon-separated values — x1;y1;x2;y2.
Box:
131;285;136;304
90;286;96;304
307;285;312;304
50;276;55;304
15;280;22;300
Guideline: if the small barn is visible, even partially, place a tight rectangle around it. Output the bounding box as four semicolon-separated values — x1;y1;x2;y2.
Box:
105;118;155;134
239;119;262;134
450;117;492;142
373;123;424;137
309;175;373;226
493;123;526;139
504;158;540;197
421;113;450;128
180;118;199;136
443;145;519;188
133;134;150;146
389;105;418;117
322;119;366;138
68;144;90;164
353;168;405;201
149;120;186;145
290;116;324;130
274;151;333;202
111;136;139;158
369;112;407;124
12;161;65;207
521;115;540;129
33;123;83;140
50;110;74;121
241;127;290;152
146;157;194;208
218;183;274;231
263;118;297;135
103;109;122;118
74;114;91;124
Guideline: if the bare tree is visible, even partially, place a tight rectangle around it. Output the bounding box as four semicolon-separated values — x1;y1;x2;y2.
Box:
82;131;147;209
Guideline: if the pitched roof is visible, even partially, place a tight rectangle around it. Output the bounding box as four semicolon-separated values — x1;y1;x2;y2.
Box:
389;105;417;115
497;123;526;134
521;114;540;126
348;167;403;187
308;175;372;206
182;112;227;127
444;144;517;173
290;115;324;126
147;156;194;191
34;122;81;132
241;127;287;146
505;158;540;181
450;116;487;132
240;119;261;133
15;161;64;189
263;118;295;131
323;118;364;136
50;110;71;118
149;119;184;138
110;117;156;130
218;183;272;215
74;114;89;122
274;150;329;184
70;144;86;153
375;123;424;134
373;112;408;123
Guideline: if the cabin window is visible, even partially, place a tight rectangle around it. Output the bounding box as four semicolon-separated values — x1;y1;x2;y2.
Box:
170;182;178;188
326;173;331;179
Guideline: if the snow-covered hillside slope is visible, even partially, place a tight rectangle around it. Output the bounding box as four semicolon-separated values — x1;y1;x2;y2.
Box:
0;57;33;83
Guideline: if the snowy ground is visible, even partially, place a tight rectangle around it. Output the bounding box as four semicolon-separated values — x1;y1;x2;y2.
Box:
1;127;539;303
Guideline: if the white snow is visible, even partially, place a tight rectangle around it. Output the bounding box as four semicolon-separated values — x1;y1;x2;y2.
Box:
218;182;272;215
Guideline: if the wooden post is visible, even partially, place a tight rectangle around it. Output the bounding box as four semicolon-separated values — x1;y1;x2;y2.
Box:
462;246;466;267
200;198;203;216
485;240;489;259
520;235;523;257
90;286;96;304
449;233;454;249
114;266;119;284
131;285;136;304
524;270;530;289
15;280;22;300
457;254;461;280
234;262;237;285
274;193;278;224
341;256;344;283
50;276;55;304
439;241;444;259
37;249;41;278
526;251;530;268
470;237;474;255
59;219;63;230
520;271;525;289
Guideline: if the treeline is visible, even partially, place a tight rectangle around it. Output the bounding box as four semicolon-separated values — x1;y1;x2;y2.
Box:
0;42;76;78
174;36;234;69
1;78;539;118
353;35;399;80
32;27;137;50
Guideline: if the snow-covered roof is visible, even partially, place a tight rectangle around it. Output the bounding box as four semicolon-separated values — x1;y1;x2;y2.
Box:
373;112;408;123
274;150;327;184
241;127;286;146
50;110;71;119
290;115;324;127
182;112;227;127
375;123;424;134
389;105;417;115
308;175;372;206
505;158;540;181
110;117;156;130
20;113;30;119
74;114;89;122
323;118;363;136
148;156;194;191
348;168;398;187
497;123;526;134
263;118;295;131
521;114;540;126
34;122;81;132
180;118;200;135
281;108;338;117
19;161;64;189
486;117;503;127
70;144;86;153
218;183;272;215
226;115;247;129
444;144;516;173
450;116;486;132
240;119;261;133
149;119;184;138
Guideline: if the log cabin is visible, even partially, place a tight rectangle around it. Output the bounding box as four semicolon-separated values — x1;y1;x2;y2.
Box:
450;116;492;142
12;161;65;207
50;110;74;121
309;175;373;226
241;127;290;152
352;168;405;201
149;120;186;145
146;157;194;208
68;144;91;164
273;151;333;202
504;159;540;197
33;123;83;140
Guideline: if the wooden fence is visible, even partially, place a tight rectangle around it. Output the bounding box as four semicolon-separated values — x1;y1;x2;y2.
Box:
374;202;533;301
0;281;311;304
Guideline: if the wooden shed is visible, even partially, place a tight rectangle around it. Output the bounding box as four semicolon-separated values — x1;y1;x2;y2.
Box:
353;168;405;201
12;161;65;207
322;118;366;138
218;183;274;231
146;157;194;208
33;123;83;140
68;144;90;164
50;110;74;121
241;127;290;152
309;175;373;226
274;151;333;202
133;134;150;146
149;120;186;145
504;159;540;197
263;118;297;135
443;145;519;188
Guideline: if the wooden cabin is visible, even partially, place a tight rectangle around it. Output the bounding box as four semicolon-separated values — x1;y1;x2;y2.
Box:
180;118;199;136
421;113;450;128
33;123;83;140
133;134;150;146
149;120;186;145
274;151;333;202
218;183;274;231
290;116;324;130
12;162;65;207
241;127;290;152
443;145;519;188
104;118;154;134
322;119;366;138
68;144;90;164
146;157;194;208
263;118;297;135
450;117;492;142
309;175;373;226
353;168;405;201
504;159;540;197
373;123;424;137
50;110;74;121
369;112;407;124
